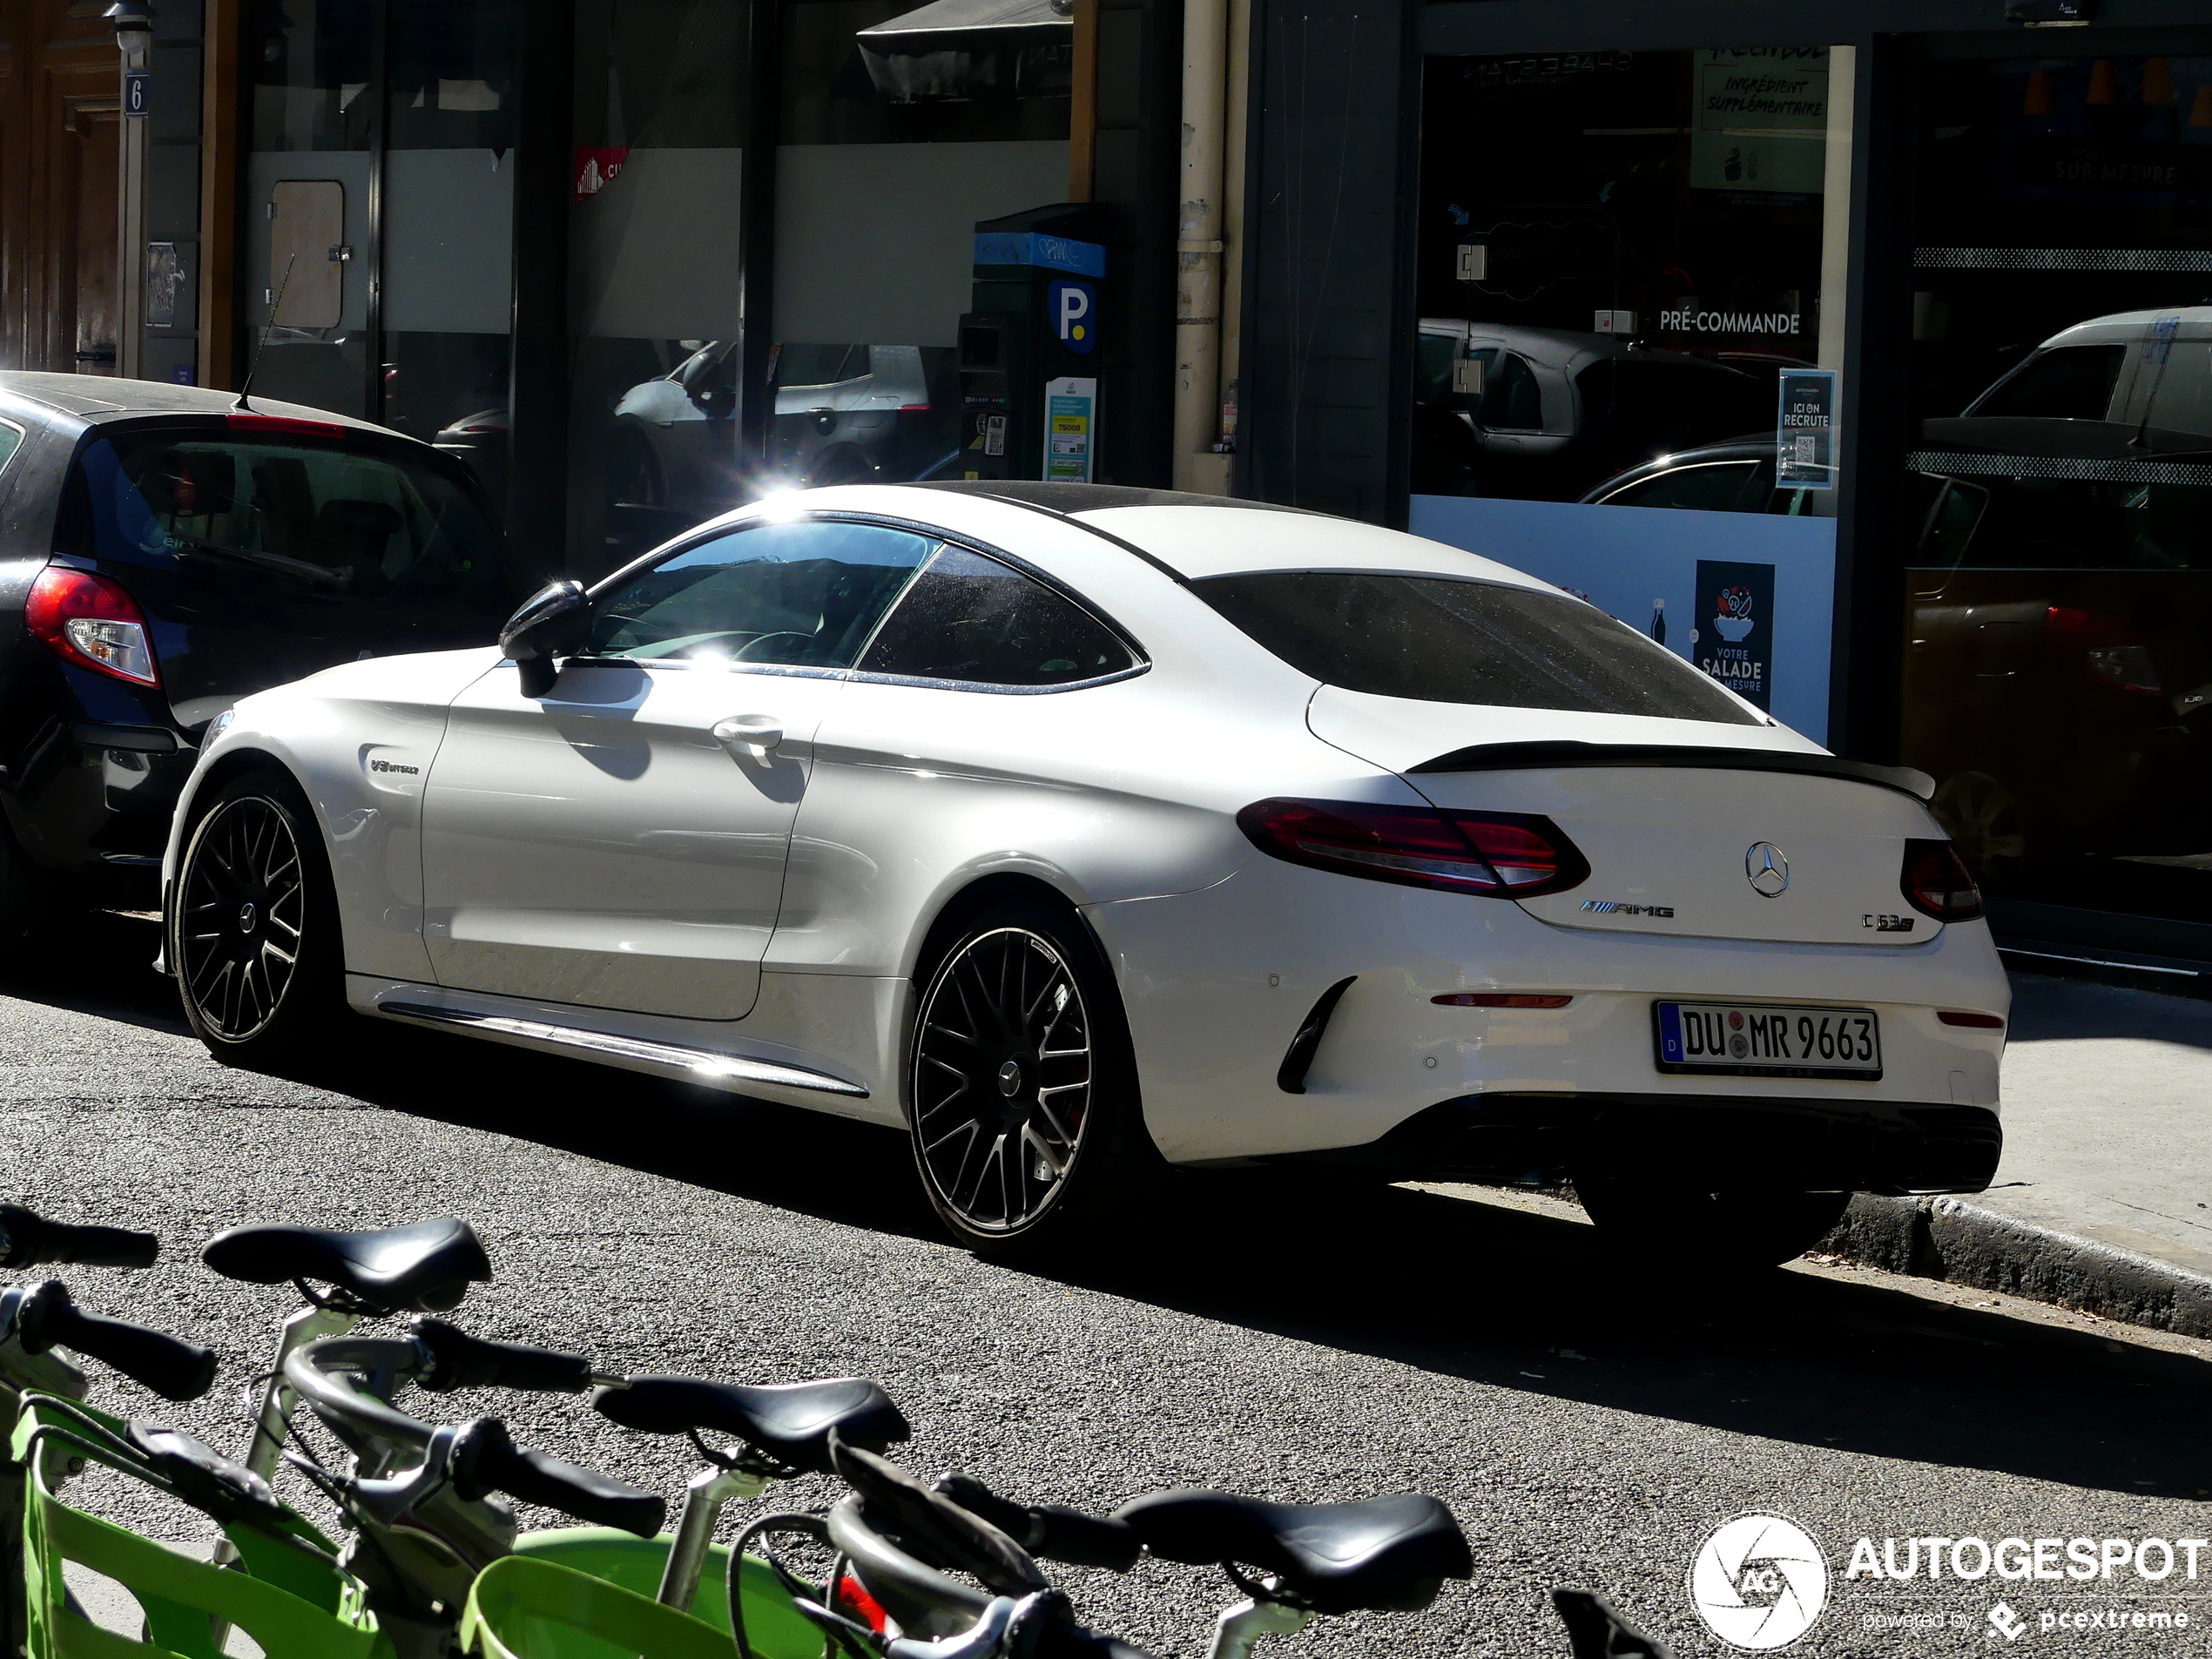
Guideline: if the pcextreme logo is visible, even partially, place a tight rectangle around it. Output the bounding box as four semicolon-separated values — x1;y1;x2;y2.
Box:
1688;1514;1831;1650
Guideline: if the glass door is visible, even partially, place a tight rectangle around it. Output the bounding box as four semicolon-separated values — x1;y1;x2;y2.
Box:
1899;45;2212;927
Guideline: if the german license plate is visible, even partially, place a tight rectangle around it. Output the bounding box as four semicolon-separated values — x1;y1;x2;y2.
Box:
1654;1001;1882;1080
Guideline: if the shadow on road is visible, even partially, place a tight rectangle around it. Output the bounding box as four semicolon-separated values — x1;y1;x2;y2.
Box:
16;912;2207;1502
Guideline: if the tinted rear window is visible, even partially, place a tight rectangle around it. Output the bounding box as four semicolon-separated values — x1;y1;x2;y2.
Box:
81;426;507;600
1194;571;1759;724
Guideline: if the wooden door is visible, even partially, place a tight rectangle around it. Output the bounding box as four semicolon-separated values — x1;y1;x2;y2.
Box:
0;0;125;372
64;100;120;371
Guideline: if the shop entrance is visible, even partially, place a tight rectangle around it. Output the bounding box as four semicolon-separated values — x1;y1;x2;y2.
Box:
1408;45;1848;741
1898;43;2212;934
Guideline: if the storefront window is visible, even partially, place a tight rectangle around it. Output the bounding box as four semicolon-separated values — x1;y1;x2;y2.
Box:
1899;52;2212;926
244;0;374;416
381;0;518;492
1409;49;1844;739
771;0;1071;492
567;0;747;570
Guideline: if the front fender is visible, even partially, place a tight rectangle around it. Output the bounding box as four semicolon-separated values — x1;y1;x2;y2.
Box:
162;650;503;983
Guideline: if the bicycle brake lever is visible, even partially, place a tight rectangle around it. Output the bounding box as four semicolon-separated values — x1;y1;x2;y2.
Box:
887;1595;1024;1659
347;1421;465;1527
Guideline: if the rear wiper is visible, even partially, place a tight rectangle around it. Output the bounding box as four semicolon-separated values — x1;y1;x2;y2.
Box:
171;536;351;589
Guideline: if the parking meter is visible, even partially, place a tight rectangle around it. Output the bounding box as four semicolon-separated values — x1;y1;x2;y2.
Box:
956;203;1111;482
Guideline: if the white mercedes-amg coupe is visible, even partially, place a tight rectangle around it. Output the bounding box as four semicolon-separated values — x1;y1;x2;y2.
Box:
163;482;2009;1262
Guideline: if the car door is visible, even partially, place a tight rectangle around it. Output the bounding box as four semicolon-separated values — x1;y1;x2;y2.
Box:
772;543;1145;971
417;516;940;1020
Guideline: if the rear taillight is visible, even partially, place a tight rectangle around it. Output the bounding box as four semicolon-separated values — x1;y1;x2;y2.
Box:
2046;606;2162;696
1237;799;1588;899
1433;992;1574;1008
24;567;159;686
227;410;348;439
1901;838;1982;922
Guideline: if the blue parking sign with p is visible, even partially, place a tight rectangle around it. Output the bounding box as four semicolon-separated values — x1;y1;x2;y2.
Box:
1049;281;1097;355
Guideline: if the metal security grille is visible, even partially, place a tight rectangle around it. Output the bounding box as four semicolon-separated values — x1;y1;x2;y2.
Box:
1907;449;2212;487
1913;247;2212;272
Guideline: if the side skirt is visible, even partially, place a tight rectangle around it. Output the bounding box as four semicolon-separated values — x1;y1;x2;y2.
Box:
369;995;869;1099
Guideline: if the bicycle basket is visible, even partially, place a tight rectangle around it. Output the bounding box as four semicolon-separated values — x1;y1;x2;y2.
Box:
462;1554;738;1659
513;1529;824;1659
10;1394;377;1659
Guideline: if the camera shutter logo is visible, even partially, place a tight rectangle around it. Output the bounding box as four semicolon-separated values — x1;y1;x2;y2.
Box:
1688;1514;1829;1650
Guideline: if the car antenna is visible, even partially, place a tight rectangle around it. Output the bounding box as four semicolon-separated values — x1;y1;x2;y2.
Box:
233;253;296;413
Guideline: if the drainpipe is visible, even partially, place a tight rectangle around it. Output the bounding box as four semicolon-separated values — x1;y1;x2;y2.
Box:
1215;0;1250;487
109;1;157;381
1172;0;1228;493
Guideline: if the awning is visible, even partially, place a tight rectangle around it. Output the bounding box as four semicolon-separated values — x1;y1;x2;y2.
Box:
856;0;1073;103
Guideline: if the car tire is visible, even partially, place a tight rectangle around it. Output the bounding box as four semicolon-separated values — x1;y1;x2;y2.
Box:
169;770;347;1066
905;894;1163;1258
1573;1174;1851;1271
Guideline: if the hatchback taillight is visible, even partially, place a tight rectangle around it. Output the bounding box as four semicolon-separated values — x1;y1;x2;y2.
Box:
24;566;159;686
1237;799;1589;899
1901;838;1982;922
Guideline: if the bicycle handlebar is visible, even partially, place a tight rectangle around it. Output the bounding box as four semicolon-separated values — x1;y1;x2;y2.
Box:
15;1282;217;1400
0;1205;159;1270
933;1474;1143;1574
408;1317;597;1395
449;1417;664;1537
285;1334;437;1453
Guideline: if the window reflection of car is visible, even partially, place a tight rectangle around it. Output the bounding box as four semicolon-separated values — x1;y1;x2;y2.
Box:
1575;415;2212;887
607;340;954;521
1947;306;2212;453
1413;320;1774;501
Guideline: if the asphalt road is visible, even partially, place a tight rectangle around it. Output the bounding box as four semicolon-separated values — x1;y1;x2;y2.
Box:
4;912;2209;1658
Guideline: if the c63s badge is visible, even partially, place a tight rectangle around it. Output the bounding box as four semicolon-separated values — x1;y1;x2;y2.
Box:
1581;900;1676;918
1863;913;1915;933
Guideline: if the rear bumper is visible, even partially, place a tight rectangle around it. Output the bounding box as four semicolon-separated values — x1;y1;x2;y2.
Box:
1297;1091;2003;1195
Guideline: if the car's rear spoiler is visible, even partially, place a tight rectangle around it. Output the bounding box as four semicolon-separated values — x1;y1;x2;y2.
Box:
1407;740;1936;803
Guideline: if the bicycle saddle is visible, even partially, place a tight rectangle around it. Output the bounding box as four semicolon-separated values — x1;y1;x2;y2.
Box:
199;1217;490;1313
1112;1490;1473;1615
591;1374;908;1474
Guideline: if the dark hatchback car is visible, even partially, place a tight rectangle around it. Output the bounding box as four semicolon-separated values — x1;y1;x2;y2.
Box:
0;374;516;931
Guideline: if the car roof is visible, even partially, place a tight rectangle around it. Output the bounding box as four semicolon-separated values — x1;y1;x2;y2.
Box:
863;482;1553;587
2035;307;2212;350
0;372;395;438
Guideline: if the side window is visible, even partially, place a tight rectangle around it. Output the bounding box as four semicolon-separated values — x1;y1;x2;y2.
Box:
1598;461;1759;512
857;547;1136;687
0;422;23;475
1966;345;2125;421
1917;479;1990;567
1480;353;1542;429
586;518;936;667
91;429;507;599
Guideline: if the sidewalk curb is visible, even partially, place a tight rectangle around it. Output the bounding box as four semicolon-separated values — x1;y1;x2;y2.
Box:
1823;1194;2212;1340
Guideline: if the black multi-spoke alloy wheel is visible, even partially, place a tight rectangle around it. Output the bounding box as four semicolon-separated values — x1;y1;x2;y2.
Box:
907;896;1156;1254
171;772;342;1063
1574;1171;1852;1271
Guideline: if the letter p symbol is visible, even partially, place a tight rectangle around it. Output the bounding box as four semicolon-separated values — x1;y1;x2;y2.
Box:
1051;281;1098;354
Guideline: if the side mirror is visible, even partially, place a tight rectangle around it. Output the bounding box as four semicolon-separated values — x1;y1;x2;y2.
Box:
499;580;592;698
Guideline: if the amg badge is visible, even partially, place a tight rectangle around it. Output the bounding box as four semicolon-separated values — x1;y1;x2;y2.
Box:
1863;913;1916;933
1581;900;1676;918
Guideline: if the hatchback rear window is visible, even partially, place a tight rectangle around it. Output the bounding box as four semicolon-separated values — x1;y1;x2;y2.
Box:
1194;571;1760;724
80;426;506;599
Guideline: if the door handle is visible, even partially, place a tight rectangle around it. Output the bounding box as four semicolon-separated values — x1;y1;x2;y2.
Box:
712;714;783;755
